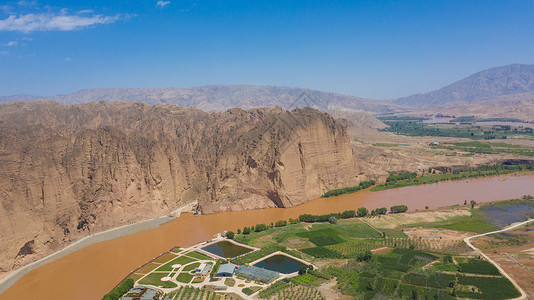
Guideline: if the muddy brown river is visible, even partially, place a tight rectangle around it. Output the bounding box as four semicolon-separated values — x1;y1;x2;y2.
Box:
1;173;533;300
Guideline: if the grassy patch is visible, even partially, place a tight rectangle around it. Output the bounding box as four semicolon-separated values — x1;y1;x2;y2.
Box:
186;251;213;260
176;272;194;284
242;286;262;295
155;255;197;271
182;262;201;272
139;273;178;288
224;277;236;287
289;273;318;286
408;209;497;233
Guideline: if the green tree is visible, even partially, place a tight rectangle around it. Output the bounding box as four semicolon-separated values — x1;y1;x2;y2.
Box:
243;227;251;234
356;250;372;262
226;231;235;239
329;216;338;224
357;207;368;217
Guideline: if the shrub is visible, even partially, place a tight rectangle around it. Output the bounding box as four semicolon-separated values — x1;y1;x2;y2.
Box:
275;220;287;227
357;207;368;217
243;227;251;234
376;207;387;215
390;205;408;213
341;210;356;219
329;216;338;224
254;223;268;232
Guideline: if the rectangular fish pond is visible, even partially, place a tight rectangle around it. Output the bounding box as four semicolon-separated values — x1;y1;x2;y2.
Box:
252;254;309;274
200;240;254;258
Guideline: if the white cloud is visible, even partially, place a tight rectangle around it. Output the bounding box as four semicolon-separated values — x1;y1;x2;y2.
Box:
0;11;123;32
0;51;8;56
157;1;170;8
65;57;72;61
5;41;18;46
17;1;38;7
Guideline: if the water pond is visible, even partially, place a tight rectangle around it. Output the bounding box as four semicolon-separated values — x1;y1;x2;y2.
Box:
200;241;253;258
253;254;308;274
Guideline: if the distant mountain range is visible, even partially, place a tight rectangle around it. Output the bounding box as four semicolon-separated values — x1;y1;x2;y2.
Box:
0;86;396;114
395;64;534;107
1;64;534;111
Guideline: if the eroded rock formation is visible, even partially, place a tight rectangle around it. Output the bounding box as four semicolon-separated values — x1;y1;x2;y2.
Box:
0;100;359;273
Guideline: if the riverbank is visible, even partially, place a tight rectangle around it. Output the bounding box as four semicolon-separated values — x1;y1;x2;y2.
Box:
371;165;534;192
0;173;532;300
0;202;196;296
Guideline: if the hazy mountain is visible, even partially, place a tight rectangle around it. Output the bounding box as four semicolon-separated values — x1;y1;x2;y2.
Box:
1;85;397;114
396;64;534;106
0;94;44;103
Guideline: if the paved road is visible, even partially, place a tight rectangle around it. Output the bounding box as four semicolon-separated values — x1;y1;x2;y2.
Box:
463;218;534;300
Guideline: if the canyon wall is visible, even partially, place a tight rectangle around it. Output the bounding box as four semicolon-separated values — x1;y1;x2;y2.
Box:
0;101;359;274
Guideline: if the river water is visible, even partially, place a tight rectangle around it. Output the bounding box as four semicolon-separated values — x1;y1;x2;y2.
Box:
1;173;533;300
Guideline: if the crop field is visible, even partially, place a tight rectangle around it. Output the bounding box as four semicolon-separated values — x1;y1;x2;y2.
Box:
264;284;325;300
230;244;302;264
170;286;241;300
325;239;382;257
456;275;520;299
402;272;456;289
458;259;501;275
289;273;318;286
258;280;291;298
432;141;534;157
296;228;346;246
379;119;534;140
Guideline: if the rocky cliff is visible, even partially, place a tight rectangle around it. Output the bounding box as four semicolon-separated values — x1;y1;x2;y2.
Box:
0;101;358;273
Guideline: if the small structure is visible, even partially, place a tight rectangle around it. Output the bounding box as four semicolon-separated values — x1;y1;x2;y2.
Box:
420;235;442;239
195;263;212;277
216;263;237;277
234;265;279;283
121;286;162;300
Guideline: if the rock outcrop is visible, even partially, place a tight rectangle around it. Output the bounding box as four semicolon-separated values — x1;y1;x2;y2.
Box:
0;101;358;273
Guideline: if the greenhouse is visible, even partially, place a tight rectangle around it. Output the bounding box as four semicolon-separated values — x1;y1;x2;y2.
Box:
234;265;280;283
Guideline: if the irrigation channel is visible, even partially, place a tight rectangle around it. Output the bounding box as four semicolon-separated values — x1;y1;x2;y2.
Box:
0;172;533;300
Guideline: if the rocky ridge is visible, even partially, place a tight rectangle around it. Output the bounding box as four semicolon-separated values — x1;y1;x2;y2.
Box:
0;100;359;274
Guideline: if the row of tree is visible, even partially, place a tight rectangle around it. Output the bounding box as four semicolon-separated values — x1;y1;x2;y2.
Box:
322;180;376;198
299;205;407;223
228;205;408;239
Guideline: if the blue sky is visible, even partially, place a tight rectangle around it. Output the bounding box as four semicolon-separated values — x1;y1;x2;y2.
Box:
1;0;533;99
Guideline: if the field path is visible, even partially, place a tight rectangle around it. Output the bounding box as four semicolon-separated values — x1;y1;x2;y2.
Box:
463;218;534;300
